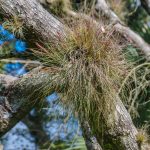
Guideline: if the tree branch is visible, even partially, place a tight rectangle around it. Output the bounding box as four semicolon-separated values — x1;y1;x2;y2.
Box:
0;59;42;69
96;0;150;60
104;95;139;149
81;121;103;150
0;0;66;40
0;67;54;137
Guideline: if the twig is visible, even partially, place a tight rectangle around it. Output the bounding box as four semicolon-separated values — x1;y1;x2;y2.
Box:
0;59;41;66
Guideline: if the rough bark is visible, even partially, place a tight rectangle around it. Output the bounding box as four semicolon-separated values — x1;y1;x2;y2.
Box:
0;67;54;137
141;0;150;15
0;0;66;40
0;0;140;149
103;96;139;150
96;0;150;60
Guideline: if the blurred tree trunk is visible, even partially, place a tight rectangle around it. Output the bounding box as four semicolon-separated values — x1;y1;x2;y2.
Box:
141;0;150;15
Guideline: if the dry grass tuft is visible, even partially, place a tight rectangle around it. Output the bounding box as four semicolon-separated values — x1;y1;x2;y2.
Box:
32;19;129;133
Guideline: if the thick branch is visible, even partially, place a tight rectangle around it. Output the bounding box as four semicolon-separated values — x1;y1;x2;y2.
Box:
0;0;66;40
114;23;150;58
96;0;150;60
0;74;17;90
0;68;54;137
102;96;139;150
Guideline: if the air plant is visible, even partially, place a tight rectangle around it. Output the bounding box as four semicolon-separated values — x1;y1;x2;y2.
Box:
32;19;129;138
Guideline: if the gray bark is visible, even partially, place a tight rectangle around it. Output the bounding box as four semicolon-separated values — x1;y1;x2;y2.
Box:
0;0;66;40
0;68;54;136
104;96;139;150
